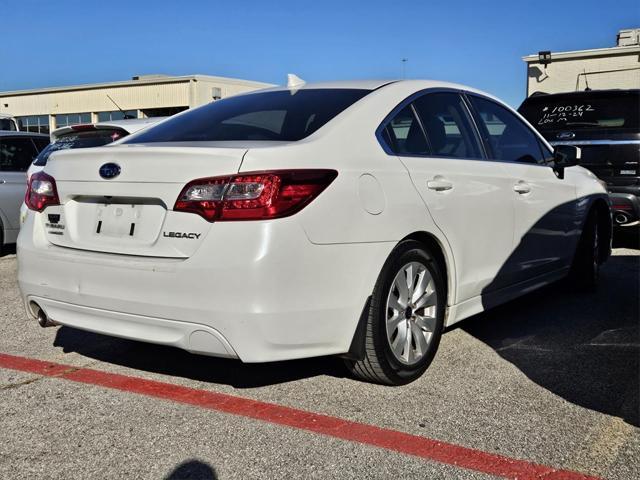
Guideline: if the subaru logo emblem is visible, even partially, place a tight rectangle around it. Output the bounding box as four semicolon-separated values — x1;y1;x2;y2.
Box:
557;131;575;140
99;163;121;179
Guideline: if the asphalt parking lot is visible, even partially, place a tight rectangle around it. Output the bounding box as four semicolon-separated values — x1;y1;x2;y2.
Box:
1;233;638;480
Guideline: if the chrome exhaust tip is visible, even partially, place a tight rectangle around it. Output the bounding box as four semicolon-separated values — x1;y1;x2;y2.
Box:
30;302;55;328
614;212;629;225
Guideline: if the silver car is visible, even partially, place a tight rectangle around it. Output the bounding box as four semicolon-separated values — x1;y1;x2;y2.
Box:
0;131;49;254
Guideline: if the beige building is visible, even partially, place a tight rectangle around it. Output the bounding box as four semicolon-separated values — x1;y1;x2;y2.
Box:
523;28;640;96
0;74;273;134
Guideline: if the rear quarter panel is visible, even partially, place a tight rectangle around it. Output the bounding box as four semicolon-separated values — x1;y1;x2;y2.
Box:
238;84;460;305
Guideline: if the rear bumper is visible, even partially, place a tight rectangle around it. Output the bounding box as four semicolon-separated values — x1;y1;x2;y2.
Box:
608;185;640;197
609;192;640;227
17;212;392;362
26;297;238;358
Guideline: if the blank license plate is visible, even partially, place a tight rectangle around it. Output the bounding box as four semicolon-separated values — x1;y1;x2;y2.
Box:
95;204;142;238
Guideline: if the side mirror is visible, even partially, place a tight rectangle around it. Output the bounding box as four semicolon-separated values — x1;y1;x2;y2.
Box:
552;145;581;179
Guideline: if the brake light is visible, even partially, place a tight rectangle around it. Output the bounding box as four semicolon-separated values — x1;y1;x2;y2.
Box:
174;170;338;221
611;204;633;211
70;124;96;132
25;171;60;212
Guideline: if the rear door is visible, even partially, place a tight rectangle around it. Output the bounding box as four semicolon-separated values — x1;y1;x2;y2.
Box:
384;91;516;302
467;94;578;281
0;136;40;233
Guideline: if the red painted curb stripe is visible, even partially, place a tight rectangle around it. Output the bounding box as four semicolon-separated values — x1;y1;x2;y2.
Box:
0;353;600;480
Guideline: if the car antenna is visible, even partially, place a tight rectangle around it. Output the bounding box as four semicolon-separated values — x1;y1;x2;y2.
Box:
106;94;136;119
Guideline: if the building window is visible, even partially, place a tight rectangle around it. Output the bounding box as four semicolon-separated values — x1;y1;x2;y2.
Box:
55;112;91;128
17;115;50;134
141;107;188;118
212;87;222;100
97;110;137;122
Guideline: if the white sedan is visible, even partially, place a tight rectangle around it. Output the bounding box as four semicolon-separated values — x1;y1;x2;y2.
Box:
18;79;610;385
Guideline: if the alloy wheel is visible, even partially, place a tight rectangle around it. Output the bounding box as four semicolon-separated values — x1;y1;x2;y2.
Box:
385;261;439;365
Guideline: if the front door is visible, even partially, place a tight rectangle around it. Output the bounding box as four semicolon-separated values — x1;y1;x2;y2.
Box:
467;94;578;282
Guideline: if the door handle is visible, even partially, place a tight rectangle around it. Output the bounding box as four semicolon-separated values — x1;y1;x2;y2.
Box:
427;179;453;192
513;182;531;194
0;179;6;185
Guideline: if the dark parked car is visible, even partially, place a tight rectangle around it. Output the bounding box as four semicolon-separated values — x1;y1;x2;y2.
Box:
519;89;640;227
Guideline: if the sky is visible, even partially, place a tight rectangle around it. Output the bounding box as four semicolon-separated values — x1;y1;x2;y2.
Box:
0;0;638;107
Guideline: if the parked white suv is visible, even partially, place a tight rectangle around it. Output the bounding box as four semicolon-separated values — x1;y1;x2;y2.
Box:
0;114;20;132
18;80;611;384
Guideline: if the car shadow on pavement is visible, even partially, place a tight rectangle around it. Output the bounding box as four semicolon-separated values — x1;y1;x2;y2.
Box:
613;228;639;250
461;253;640;427
53;327;348;389
164;459;217;480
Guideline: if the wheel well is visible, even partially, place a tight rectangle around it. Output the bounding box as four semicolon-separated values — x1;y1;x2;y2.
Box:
590;198;612;263
344;231;452;362
402;231;451;305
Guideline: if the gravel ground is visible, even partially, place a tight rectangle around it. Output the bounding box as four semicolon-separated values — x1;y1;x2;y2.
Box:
0;234;638;480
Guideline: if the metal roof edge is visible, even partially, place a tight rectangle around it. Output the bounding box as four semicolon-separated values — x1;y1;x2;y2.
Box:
522;45;640;62
0;75;273;97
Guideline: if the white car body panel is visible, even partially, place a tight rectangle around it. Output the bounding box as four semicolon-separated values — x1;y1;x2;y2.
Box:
506;162;578;276
17;79;608;362
19;212;391;361
399;155;515;302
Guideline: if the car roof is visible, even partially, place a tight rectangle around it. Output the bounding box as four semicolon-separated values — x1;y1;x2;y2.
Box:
0;130;48;138
257;79;398;92
253;78;496;98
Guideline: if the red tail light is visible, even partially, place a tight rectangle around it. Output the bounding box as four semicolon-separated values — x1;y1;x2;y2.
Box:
25;171;60;212
70;124;96;132
174;170;338;222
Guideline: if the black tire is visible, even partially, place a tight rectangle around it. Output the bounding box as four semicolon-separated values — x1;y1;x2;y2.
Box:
345;240;446;385
569;209;601;291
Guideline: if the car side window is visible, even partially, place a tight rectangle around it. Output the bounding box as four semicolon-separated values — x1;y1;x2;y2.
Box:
469;95;545;164
538;139;553;162
412;93;482;159
383;105;429;155
0;138;39;172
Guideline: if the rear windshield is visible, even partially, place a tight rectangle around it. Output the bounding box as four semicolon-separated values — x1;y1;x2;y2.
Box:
125;89;371;143
518;91;640;131
0;118;18;131
33;128;128;166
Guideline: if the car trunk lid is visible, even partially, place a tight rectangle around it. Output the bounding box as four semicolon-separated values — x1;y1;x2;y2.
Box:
40;144;248;258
